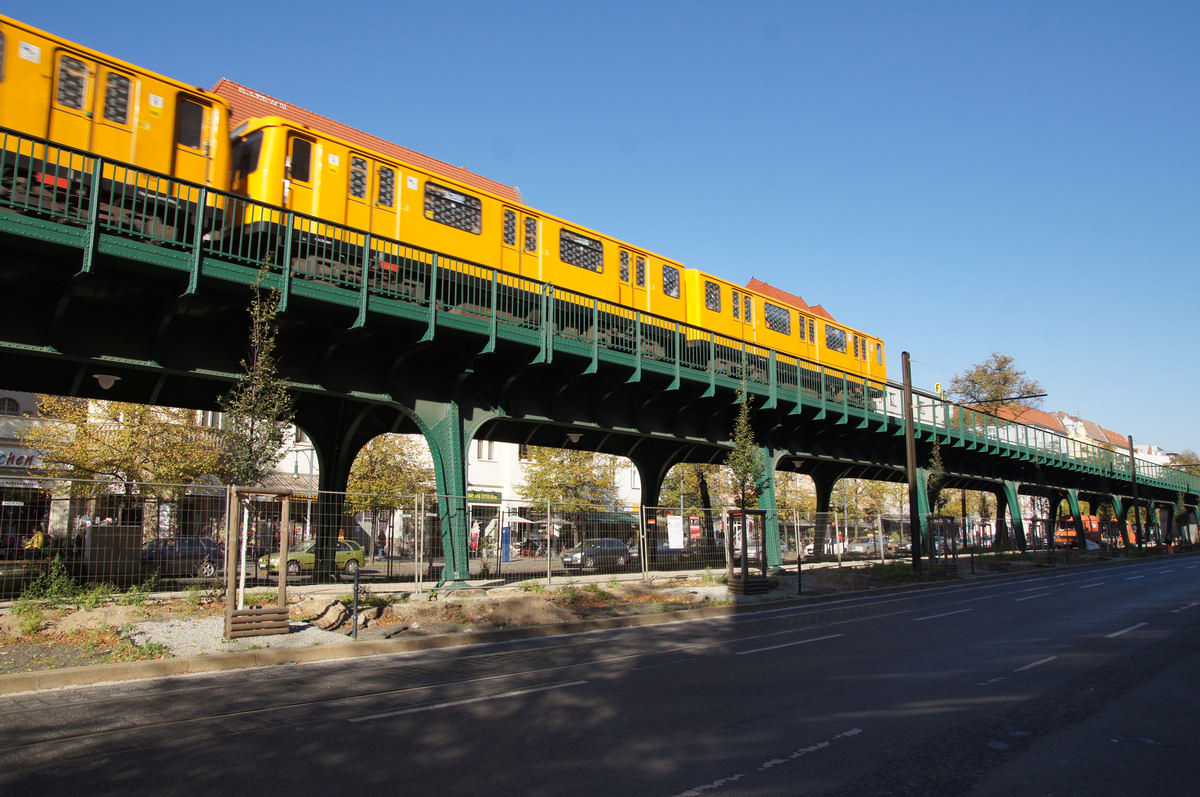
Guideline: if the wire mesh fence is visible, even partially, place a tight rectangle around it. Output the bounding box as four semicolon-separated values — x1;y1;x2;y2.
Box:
5;475;1176;601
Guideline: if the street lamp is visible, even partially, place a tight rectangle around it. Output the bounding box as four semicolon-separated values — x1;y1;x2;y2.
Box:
293;445;317;539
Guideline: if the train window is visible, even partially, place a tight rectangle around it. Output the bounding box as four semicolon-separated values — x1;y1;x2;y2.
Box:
877;344;883;366
524;217;538;251
764;302;791;334
705;281;721;312
289;137;313;182
619;251;630;282
175;98;204;149
826;325;847;354
56;55;88;110
732;291;740;319
378;166;395;207
503;210;517;246
425;182;482;234
636;256;646;287
0;32;5;83
744;296;752;322
231;130;263;185
350;157;368;199
103;72;131;124
809;319;815;342
663;265;680;298
560;230;603;271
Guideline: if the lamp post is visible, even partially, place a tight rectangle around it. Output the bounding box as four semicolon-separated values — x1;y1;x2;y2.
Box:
292;445;316;540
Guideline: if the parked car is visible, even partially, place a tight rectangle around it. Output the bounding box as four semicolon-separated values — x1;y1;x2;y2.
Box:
847;535;894;556
141;537;223;579
258;539;365;575
561;538;631;571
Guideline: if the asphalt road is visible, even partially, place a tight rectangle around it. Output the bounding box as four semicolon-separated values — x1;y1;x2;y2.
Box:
0;555;1197;796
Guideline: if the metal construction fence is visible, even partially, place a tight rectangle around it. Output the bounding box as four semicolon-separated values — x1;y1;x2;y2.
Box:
3;475;1185;599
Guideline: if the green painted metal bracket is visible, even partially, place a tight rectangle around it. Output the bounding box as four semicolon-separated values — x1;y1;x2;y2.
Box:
351;233;372;329
182;187;209;296
481;270;498;354
584;300;600;374
421;254;440;342
79;160;103;275
626;312;643;383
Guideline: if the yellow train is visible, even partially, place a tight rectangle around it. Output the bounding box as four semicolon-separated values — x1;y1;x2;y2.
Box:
0;14;886;394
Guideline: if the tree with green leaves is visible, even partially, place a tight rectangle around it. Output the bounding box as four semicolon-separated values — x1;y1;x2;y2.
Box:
725;390;766;511
1169;450;1200;476
518;447;622;510
949;352;1044;418
20;396;221;498
217;269;293;486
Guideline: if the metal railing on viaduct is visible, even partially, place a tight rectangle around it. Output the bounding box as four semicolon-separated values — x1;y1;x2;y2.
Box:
1;129;1196;585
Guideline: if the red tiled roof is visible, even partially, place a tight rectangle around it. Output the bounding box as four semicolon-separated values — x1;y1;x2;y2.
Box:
210;79;523;205
745;277;836;322
991;404;1065;432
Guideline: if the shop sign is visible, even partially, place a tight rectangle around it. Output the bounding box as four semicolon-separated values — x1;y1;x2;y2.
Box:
0;449;42;469
467;489;502;504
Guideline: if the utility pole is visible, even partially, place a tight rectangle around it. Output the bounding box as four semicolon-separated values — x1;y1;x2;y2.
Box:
903;352;922;575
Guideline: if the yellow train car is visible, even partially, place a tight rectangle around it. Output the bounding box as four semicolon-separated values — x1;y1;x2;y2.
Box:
0;15;231;237
227;116;688;335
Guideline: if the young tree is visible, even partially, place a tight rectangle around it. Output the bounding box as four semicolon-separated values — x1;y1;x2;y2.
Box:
725;390;766;511
217;270;293;486
949;352;1044;417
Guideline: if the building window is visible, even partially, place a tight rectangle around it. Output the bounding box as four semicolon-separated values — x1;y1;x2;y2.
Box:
559;230;603;271
0;397;18;415
475;440;495;461
705;281;721;312
662;265;680;298
518;444;531;462
424;182;482;234
764;302;791;334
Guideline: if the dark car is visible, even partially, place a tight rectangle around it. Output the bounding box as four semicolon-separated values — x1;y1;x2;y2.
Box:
141;536;223;578
561;538;632;571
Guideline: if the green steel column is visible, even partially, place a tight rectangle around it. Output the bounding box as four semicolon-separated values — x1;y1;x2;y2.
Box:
1000;480;1027;552
758;447;783;572
1110;495;1131;550
412;397;496;589
914;467;933;561
1065;489;1084;546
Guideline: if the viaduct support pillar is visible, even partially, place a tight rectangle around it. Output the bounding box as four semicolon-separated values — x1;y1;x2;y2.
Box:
411;397;497;589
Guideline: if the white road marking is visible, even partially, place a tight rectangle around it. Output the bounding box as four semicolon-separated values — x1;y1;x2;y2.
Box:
913;608;972;622
1015;592;1051;601
1171;602;1199;614
348;680;587;723
737;633;844;655
1106;622;1148;639
1014;656;1057;672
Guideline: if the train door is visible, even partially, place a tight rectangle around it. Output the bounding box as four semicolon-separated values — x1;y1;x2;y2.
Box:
618;249;648;311
172;95;219;186
282;133;316;216
87;66;136;163
501;207;541;278
345;153;373;232
46;50;95;150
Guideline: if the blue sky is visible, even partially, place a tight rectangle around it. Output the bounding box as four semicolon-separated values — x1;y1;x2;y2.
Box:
15;1;1199;453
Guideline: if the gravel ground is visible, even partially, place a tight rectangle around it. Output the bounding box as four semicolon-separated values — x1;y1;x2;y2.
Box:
127;618;355;659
